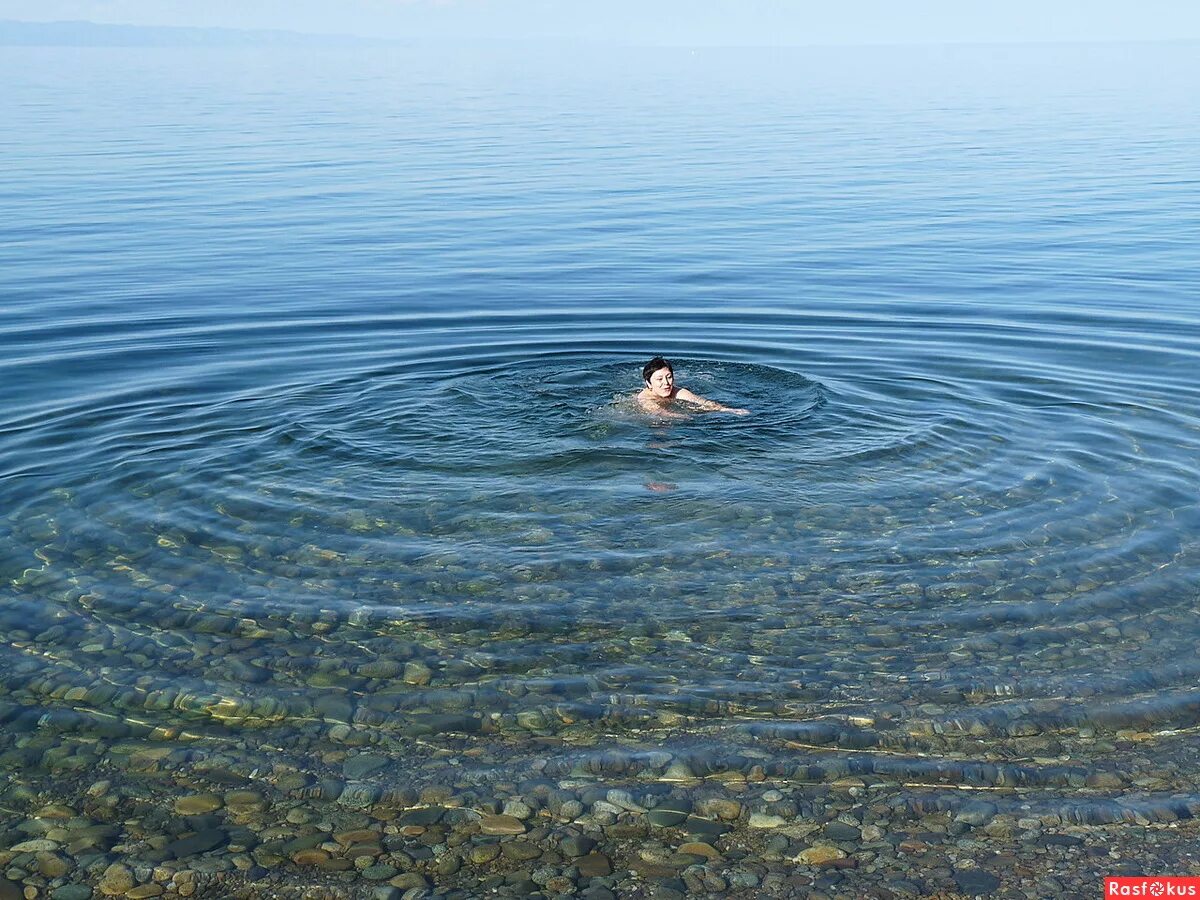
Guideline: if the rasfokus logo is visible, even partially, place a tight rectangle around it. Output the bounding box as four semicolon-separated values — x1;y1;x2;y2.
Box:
1105;878;1200;897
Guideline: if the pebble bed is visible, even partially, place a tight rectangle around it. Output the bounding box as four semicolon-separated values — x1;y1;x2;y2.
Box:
5;460;1200;897
2;748;1200;899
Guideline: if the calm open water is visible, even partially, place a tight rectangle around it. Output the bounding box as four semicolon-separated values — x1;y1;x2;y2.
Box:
2;41;1200;828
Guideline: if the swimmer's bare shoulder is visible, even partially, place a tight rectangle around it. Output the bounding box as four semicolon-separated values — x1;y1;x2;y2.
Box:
637;388;688;417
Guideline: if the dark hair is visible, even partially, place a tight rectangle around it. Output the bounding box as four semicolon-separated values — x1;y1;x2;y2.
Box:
642;356;673;383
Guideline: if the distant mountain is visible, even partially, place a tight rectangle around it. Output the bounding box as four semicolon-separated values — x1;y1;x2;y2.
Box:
0;19;395;47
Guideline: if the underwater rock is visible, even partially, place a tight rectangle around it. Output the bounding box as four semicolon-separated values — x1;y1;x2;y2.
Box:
479;815;526;835
795;846;846;866
173;795;223;816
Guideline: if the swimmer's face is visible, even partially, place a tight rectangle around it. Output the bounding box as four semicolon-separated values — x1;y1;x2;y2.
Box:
646;366;674;398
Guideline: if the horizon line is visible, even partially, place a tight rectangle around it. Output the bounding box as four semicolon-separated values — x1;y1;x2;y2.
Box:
3;18;1200;50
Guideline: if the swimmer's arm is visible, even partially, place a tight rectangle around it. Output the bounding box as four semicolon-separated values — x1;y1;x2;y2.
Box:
676;388;749;415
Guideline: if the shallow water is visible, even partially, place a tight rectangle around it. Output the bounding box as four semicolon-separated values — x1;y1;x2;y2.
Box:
2;41;1200;830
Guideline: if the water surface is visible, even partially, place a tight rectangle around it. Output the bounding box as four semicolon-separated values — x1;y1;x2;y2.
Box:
2;41;1200;830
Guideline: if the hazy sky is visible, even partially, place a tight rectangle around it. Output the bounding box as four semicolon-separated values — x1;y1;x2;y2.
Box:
5;0;1200;46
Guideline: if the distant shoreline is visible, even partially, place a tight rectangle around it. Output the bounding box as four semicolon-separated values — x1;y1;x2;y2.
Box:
4;18;1199;49
0;18;396;48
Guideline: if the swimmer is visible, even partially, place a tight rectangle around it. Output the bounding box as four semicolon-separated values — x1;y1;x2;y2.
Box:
637;356;749;416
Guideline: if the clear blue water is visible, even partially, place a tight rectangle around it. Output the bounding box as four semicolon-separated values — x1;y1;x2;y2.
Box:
2;41;1200;826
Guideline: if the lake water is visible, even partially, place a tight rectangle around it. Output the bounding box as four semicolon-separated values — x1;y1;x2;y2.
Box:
2;39;1200;891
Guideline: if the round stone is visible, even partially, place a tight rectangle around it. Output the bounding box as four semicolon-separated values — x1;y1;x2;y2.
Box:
500;841;541;862
823;822;861;842
469;845;501;865
362;865;398;880
796;846;846;866
292;849;331;867
678;842;721;860
576;853;612;877
647;809;688;828
97;863;135;896
174;794;223;816
479;814;526;835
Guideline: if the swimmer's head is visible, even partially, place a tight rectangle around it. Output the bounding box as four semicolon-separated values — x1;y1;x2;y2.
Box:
642;356;674;398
